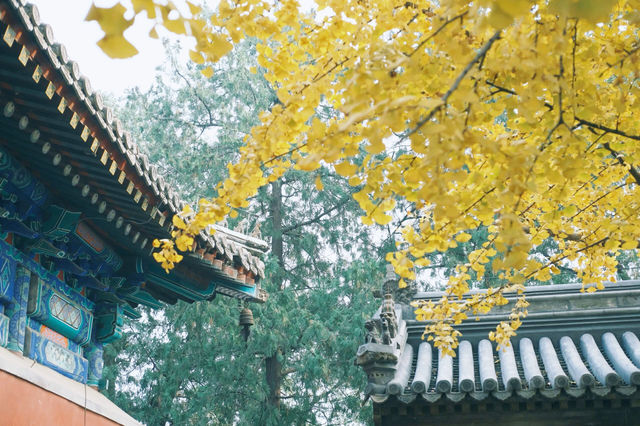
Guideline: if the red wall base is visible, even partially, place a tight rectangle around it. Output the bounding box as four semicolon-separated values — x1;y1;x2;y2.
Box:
0;370;119;426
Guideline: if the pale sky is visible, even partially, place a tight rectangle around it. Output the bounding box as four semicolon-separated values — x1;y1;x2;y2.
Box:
30;1;324;96
30;1;176;96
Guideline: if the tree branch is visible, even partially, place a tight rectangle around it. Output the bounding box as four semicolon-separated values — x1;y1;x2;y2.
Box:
483;80;640;148
575;117;640;141
173;65;218;129
407;11;468;57
282;196;352;234
602;142;640;185
404;30;501;140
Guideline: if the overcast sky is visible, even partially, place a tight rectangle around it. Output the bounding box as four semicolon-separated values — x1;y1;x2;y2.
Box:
30;1;174;96
29;1;325;96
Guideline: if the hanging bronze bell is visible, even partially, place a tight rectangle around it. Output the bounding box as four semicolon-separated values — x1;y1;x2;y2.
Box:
239;307;254;342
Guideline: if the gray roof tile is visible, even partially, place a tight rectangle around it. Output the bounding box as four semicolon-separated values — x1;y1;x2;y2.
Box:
359;282;640;405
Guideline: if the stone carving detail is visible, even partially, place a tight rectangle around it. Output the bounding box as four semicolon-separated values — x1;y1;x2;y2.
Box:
381;313;397;344
381;294;398;340
357;273;411;386
365;314;399;346
365;319;383;344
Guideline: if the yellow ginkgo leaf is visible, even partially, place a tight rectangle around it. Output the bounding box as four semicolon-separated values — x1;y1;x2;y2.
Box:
189;49;205;64
97;34;139;59
334;162;357;177
131;0;157;18
415;258;431;267
172;214;187;230
296;157;321;171
165;18;188;35
361;215;373;226
201;66;214;78
186;0;202;16
85;3;133;36
455;232;472;243
372;209;392;225
204;33;233;61
315;175;324;191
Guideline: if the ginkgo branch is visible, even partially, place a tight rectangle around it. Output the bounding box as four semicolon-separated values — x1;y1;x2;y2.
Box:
575;118;640;141
407;11;468;57
405;30;501;140
602;142;640;186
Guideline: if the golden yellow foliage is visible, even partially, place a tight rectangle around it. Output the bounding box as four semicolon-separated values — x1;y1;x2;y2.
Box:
86;3;138;58
91;0;640;351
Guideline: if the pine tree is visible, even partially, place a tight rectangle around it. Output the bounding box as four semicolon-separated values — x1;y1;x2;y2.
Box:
103;41;388;425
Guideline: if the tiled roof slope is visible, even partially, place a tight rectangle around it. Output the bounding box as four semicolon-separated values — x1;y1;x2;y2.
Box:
357;281;640;405
0;0;268;302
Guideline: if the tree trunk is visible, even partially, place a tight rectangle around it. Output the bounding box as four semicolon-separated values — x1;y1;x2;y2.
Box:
270;180;284;271
265;350;282;408
265;180;284;409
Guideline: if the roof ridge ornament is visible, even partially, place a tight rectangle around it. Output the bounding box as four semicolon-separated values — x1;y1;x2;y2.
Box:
383;263;415;305
357;272;409;391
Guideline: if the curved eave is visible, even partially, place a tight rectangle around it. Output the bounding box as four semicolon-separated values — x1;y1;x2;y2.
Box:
0;1;268;303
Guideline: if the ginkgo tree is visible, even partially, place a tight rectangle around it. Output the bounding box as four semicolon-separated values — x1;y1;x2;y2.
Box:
88;0;640;353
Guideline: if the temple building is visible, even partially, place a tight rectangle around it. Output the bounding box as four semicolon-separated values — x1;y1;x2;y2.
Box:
0;1;267;424
356;270;640;425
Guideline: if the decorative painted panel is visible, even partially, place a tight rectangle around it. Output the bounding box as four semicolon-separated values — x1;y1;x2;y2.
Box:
39;324;69;349
0;238;94;312
27;277;93;346
24;327;88;383
0;250;15;305
49;294;82;329
6;265;30;352
27;318;82;354
73;220;123;274
85;342;104;387
41;205;81;240
0;145;47;223
0;313;8;347
68;339;81;354
40;205;123;277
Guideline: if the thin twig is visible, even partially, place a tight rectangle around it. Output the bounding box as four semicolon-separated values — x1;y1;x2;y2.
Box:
404;30;502;141
407;12;468;57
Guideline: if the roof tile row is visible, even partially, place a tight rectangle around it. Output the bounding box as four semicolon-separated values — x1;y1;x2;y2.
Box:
371;331;640;403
